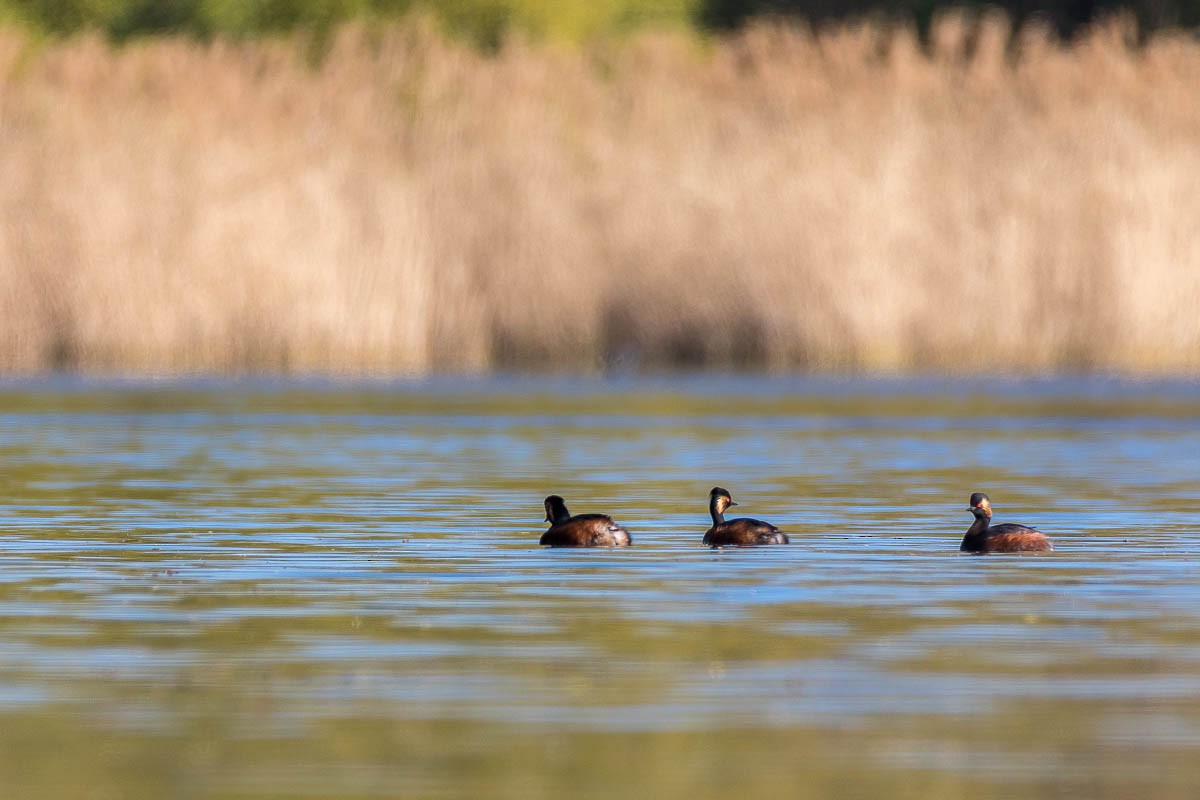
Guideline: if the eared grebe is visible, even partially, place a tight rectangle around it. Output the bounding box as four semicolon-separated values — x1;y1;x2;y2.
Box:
540;495;632;547
702;487;789;547
960;492;1052;553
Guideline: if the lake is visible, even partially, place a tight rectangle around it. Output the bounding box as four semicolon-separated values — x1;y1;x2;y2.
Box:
1;375;1198;799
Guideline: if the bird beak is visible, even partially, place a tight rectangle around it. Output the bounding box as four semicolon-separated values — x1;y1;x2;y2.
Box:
729;500;739;507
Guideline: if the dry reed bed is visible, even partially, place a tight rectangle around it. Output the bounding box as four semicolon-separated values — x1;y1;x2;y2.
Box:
1;16;1199;374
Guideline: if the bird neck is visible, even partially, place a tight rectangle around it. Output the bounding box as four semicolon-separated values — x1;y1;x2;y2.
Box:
547;501;571;525
963;512;991;546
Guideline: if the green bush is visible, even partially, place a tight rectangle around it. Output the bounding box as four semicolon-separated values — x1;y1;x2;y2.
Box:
0;0;698;44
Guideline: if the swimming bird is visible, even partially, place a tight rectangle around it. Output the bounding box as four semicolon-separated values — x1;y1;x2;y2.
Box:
702;486;789;547
540;495;632;547
960;492;1052;553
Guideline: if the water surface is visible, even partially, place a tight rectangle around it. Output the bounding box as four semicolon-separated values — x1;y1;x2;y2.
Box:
1;376;1199;799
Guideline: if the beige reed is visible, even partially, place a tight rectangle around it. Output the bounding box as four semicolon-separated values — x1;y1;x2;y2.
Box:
1;14;1198;374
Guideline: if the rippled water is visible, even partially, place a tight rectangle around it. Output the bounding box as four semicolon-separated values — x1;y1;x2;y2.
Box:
1;376;1199;799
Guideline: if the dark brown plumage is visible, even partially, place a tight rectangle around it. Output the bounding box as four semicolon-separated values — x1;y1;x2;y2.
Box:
540;495;632;547
960;492;1053;554
702;487;789;547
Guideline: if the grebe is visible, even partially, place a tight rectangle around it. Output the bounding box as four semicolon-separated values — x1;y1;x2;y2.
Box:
540;495;632;547
960;492;1052;553
703;487;789;547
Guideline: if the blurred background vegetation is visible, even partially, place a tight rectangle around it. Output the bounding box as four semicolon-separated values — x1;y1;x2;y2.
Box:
3;2;1199;375
0;0;697;46
0;0;1197;45
700;1;1200;38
